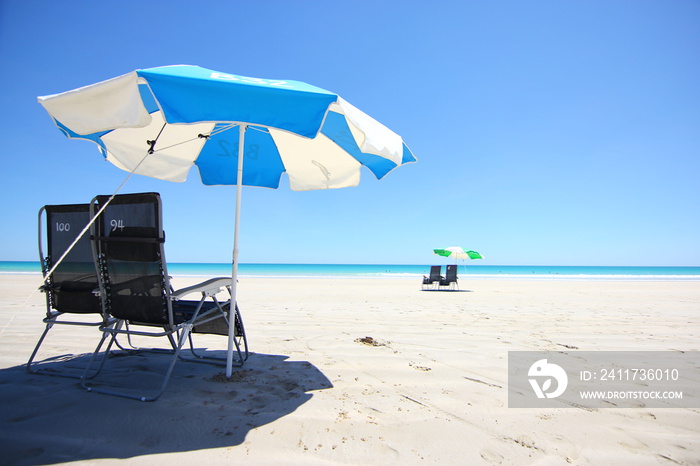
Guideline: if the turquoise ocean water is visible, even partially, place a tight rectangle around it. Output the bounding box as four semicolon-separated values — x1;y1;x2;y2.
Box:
2;261;699;280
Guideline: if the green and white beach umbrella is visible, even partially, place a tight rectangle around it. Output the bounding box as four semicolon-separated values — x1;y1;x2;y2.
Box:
433;247;484;261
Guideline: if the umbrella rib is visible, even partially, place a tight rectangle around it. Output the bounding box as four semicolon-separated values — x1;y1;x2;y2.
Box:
146;123;167;154
147;123;241;155
247;125;269;134
210;123;239;136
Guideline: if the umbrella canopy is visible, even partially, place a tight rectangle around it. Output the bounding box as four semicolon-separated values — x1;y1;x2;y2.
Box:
434;247;484;260
38;65;416;189
38;65;416;376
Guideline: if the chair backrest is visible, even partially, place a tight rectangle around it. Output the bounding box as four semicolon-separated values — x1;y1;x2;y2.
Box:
445;264;458;281
91;193;171;324
40;204;102;314
429;265;442;281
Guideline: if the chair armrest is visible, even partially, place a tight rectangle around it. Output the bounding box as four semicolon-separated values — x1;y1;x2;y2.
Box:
171;277;231;300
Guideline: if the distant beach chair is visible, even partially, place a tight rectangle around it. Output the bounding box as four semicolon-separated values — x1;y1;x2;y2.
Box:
27;203;112;378
439;264;459;290
81;192;248;401
422;265;443;290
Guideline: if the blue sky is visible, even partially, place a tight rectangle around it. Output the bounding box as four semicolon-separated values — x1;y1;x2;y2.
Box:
0;0;698;266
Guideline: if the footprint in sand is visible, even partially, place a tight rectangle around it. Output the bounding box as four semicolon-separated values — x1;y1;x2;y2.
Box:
479;448;504;464
409;361;432;372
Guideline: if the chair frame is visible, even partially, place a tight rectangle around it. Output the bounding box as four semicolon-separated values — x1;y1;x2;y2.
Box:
27;204;117;378
439;264;459;290
422;265;443;290
81;192;247;401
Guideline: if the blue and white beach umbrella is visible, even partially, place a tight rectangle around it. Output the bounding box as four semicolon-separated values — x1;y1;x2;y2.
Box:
38;65;416;375
39;65;415;188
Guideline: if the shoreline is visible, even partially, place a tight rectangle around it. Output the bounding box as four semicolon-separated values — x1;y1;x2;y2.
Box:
3;270;700;282
1;275;698;464
2;260;700;280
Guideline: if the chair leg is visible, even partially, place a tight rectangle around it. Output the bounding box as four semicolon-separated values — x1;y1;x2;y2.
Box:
144;324;194;402
81;322;193;402
80;300;248;400
79;325;116;387
27;318;113;379
80;319;124;383
181;305;248;366
26;322;54;375
234;305;249;361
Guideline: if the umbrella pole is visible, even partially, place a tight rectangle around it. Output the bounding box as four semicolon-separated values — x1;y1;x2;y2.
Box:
227;124;247;377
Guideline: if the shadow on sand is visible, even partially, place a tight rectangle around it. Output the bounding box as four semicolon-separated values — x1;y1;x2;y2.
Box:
421;289;474;292
0;351;332;465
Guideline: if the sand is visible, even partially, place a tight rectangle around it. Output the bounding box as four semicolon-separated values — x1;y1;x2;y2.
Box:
0;274;698;465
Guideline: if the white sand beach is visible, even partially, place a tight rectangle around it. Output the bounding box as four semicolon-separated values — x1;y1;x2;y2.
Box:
0;275;698;465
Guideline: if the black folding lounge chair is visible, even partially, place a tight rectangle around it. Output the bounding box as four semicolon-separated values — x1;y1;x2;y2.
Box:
27;203;113;377
439;264;459;290
422;265;442;290
81;192;247;401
